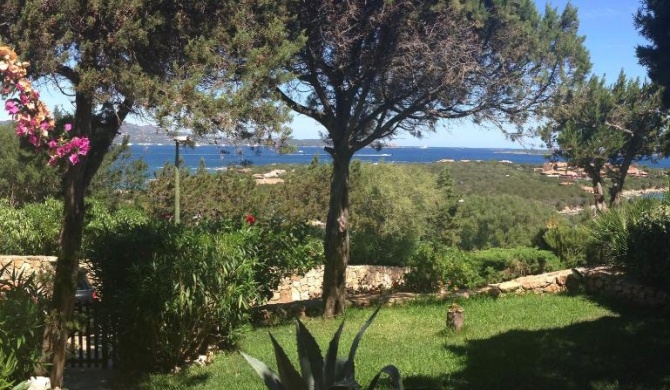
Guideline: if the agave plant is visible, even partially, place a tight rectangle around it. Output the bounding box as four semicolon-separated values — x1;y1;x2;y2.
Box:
241;307;402;390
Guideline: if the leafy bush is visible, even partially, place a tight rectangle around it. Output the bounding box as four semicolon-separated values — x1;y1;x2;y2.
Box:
403;244;482;293
86;217;322;372
239;220;324;299
585;198;670;288
588;198;658;265
404;244;561;293
0;199;61;256
349;162;458;265
88;222;259;371
541;219;594;267
469;247;562;283
620;204;670;289
457;194;555;250
0;264;49;383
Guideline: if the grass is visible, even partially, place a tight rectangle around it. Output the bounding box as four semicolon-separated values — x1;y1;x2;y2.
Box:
123;293;670;389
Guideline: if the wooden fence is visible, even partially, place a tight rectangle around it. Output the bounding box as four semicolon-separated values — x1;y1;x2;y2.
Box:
67;302;117;369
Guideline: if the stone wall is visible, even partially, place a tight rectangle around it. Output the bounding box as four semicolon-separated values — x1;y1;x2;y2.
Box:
269;265;409;304
0;255;56;280
486;266;670;309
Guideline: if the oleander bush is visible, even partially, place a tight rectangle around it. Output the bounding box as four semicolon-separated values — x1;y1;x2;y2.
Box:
0;264;49;384
88;222;260;371
0;198;61;255
86;218;323;372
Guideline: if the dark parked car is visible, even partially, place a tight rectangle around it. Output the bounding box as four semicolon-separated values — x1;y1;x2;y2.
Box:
75;273;99;303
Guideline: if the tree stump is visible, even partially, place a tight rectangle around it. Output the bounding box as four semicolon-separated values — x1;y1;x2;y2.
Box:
446;303;464;331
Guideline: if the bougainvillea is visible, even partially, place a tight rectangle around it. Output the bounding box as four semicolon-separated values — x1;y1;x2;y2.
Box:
0;45;89;166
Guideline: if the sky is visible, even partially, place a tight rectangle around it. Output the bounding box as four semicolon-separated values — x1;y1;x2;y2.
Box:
2;0;651;149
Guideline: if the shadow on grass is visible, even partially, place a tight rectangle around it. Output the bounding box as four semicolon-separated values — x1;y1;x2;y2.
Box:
113;370;211;390
408;296;670;390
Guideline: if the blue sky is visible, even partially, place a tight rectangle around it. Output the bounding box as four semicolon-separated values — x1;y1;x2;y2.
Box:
2;1;650;148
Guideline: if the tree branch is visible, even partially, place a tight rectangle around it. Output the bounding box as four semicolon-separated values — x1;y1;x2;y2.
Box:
605;121;634;135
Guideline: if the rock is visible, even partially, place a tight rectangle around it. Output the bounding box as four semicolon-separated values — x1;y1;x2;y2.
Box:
26;377;51;390
498;281;521;293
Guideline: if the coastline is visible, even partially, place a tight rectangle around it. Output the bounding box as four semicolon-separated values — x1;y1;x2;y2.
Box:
558;187;668;215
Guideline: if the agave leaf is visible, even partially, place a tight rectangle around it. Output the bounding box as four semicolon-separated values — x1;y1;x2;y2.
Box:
342;306;382;378
270;332;308;390
330;376;362;390
296;318;325;390
365;365;403;390
240;351;287;390
324;320;345;386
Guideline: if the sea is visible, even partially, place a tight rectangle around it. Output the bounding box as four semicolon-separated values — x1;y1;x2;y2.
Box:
129;144;670;172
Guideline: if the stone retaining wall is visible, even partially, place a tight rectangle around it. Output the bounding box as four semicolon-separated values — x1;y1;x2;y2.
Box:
0;255;56;279
486;266;670;309
4;255;666;310
269;265;409;304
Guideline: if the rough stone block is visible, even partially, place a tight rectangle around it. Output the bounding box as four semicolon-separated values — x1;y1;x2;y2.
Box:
498;281;521;293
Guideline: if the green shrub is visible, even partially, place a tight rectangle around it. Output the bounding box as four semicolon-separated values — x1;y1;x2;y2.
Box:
0;264;49;383
349;162;459;265
403;244;481;292
88;222;259;371
240;220;324;299
0;350;19;390
86;217;322;372
0;199;61;255
588;198;658;265
457;194;555;250
542;220;594;267
469;247;562;283
622;204;670;289
403;244;561;293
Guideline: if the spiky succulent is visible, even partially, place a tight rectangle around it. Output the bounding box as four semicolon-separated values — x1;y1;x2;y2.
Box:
241;307;402;390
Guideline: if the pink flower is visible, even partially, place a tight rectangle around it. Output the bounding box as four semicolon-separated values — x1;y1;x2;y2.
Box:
16;123;27;136
64;123;72;132
4;100;19;115
47;140;58;148
68;153;79;165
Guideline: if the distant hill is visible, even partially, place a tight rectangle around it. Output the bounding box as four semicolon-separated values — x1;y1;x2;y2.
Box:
3;120;326;147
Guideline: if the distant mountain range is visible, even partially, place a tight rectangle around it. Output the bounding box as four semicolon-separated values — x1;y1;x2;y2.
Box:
1;120;327;147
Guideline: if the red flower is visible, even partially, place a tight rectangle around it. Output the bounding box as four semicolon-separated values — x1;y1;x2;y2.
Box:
245;214;256;225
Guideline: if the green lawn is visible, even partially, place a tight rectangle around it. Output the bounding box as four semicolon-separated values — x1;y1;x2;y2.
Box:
127;293;670;389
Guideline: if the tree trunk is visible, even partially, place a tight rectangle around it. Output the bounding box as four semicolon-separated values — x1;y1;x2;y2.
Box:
40;162;87;387
593;180;608;214
609;140;638;207
322;151;352;318
39;94;122;388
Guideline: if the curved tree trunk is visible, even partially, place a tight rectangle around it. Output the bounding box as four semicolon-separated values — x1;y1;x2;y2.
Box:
41;163;87;386
593;180;608;214
39;94;124;388
609;140;639;207
322;151;352;318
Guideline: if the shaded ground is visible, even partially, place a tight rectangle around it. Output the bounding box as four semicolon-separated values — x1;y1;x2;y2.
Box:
64;368;118;390
405;296;670;390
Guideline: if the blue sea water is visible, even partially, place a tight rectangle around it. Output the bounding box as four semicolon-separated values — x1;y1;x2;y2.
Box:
129;144;670;172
